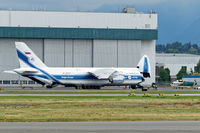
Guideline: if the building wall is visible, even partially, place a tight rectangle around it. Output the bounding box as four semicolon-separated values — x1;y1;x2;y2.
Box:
73;40;93;67
118;40;141;67
44;39;65;67
93;40;118;67
166;64;196;76
156;54;200;77
0;11;157;29
0;39;19;80
64;39;73;67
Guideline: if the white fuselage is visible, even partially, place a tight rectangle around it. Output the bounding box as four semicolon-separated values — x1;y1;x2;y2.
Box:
23;67;143;86
5;42;151;89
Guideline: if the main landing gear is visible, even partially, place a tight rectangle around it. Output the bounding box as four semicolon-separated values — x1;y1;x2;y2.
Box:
46;82;57;89
131;84;147;91
75;86;101;89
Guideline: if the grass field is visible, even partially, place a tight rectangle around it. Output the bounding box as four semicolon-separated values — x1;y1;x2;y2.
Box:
0;96;200;122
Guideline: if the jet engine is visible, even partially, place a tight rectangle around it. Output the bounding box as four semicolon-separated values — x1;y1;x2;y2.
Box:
109;75;124;83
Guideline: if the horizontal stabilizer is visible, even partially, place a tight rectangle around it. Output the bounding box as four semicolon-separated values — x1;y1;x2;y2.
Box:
13;68;39;74
3;70;17;74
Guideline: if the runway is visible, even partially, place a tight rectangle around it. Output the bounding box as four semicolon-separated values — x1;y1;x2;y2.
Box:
1;93;200;96
1;86;200;96
2;86;199;91
0;121;200;133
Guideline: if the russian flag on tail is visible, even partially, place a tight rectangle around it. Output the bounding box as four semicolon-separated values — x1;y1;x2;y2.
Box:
25;52;31;55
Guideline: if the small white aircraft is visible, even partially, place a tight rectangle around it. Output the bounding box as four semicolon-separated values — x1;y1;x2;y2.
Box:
5;42;151;91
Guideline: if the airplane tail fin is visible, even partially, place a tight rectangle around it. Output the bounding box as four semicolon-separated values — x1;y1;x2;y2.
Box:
15;42;47;68
137;55;151;78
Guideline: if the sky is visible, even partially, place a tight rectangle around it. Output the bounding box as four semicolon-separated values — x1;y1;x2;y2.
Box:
0;0;199;44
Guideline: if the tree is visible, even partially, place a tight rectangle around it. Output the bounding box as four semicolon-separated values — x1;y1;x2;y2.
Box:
182;43;191;53
156;42;200;55
195;60;200;73
156;44;166;53
164;68;171;81
176;67;188;80
159;68;171;82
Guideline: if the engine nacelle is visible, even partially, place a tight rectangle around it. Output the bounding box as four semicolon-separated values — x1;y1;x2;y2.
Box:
109;75;124;83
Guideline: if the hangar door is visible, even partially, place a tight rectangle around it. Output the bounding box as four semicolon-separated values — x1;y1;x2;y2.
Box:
73;40;92;67
0;39;19;80
93;40;118;67
44;39;65;67
118;40;141;67
44;39;92;67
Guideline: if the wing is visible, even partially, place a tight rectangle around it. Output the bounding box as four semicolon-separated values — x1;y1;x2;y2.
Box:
89;68;117;79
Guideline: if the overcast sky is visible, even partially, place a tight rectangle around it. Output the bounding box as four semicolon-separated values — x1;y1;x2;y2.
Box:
0;0;195;11
0;0;164;11
0;0;199;43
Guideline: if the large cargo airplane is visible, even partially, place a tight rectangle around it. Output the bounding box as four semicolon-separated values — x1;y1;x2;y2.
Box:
5;42;151;90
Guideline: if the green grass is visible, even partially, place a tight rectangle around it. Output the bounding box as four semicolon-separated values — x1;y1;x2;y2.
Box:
0;89;200;94
0;96;200;122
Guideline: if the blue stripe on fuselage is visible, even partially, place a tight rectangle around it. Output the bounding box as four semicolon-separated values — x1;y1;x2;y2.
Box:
24;74;142;80
53;75;98;80
17;49;61;84
24;74;49;79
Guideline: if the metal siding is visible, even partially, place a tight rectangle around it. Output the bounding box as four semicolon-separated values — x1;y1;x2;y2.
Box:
0;39;19;80
156;54;200;76
44;39;65;67
118;40;141;67
93;40;117;67
73;40;92;67
0;27;158;40
64;39;73;67
2;11;157;29
0;11;10;26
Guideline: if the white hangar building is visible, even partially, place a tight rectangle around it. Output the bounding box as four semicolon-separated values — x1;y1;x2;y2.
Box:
156;53;200;80
0;9;157;86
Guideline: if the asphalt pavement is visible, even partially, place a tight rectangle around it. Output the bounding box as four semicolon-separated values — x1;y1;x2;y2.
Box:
0;121;200;133
1;93;200;96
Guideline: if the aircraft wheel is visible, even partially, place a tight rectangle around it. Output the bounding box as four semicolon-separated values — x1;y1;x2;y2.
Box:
142;87;148;91
82;86;86;89
131;85;136;89
93;86;100;89
75;86;81;89
46;85;53;89
96;86;101;89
